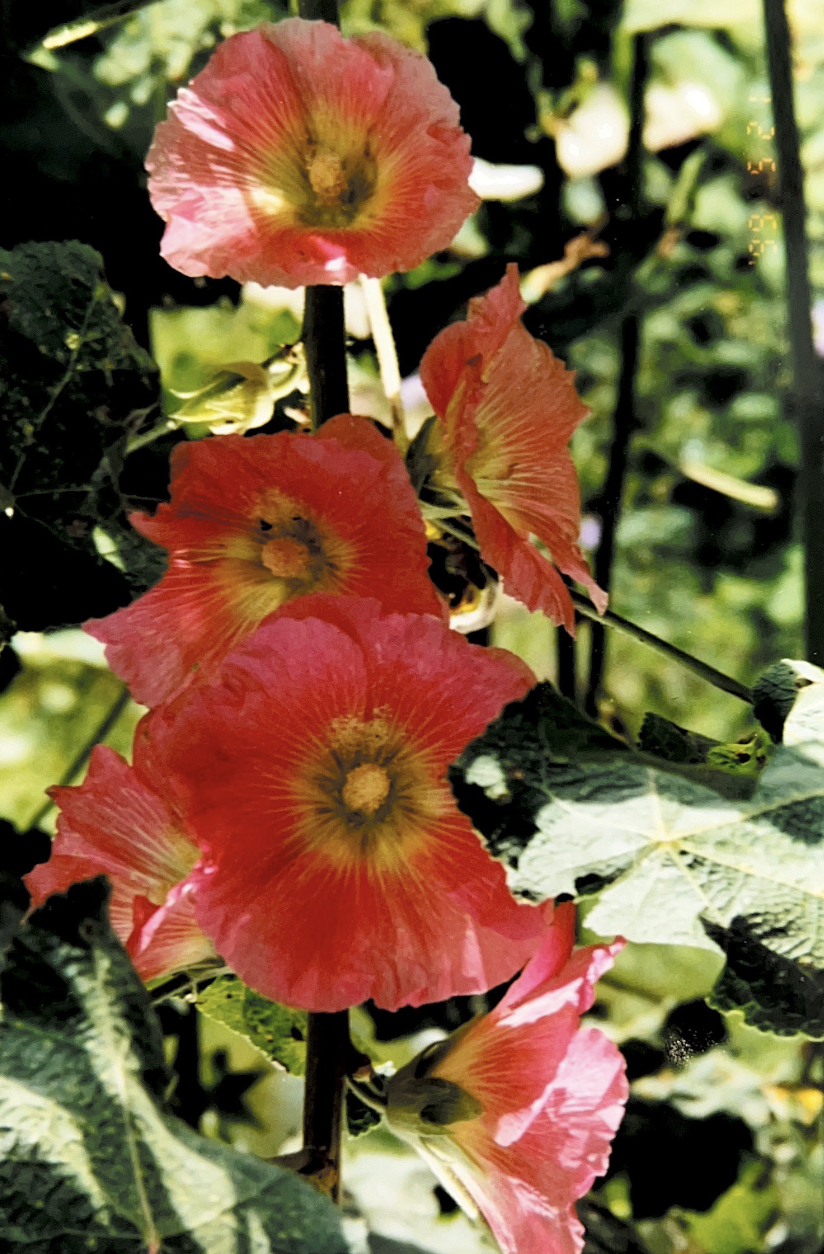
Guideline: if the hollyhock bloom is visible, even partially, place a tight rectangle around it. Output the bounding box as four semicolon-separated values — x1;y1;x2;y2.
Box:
24;744;214;983
419;264;607;632
146;595;549;1012
384;903;627;1254
146;19;479;288
87;415;444;707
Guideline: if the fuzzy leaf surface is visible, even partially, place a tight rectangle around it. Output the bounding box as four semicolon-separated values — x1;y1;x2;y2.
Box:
0;878;350;1252
451;680;824;991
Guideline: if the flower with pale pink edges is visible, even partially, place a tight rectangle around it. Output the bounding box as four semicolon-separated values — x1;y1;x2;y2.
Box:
25;742;214;983
146;18;479;288
86;415;444;708
420;264;607;632
144;594;552;1012
384;902;627;1254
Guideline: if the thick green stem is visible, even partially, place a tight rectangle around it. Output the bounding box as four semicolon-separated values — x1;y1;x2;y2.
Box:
762;0;824;664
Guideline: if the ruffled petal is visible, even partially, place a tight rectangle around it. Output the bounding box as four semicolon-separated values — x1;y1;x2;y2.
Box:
87;422;443;706
146;20;478;287
25;746;196;901
145;599;543;1011
422;930;628;1254
421;264;606;626
129;882;216;983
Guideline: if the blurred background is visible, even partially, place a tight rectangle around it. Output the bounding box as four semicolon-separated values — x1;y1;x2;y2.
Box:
1;0;824;1250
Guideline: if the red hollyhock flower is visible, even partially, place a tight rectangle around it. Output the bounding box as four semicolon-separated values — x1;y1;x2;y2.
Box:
419;265;607;632
145;19;479;287
145;595;549;1012
87;416;444;707
385;903;627;1254
24;744;213;983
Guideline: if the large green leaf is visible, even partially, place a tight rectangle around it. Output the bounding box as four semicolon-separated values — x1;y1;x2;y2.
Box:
0;878;350;1253
0;240;164;628
451;679;824;1030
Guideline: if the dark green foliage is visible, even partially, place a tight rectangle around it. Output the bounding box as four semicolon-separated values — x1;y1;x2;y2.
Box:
0;241;163;628
0;878;351;1252
707;917;824;1038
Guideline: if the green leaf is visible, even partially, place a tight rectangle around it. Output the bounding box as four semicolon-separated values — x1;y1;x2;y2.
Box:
451;677;824;978
706;918;824;1038
197;975;308;1076
0;878;350;1252
0;240;164;617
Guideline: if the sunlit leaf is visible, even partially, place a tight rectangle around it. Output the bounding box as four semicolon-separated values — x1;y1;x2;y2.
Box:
0;878;350;1251
451;675;824;1001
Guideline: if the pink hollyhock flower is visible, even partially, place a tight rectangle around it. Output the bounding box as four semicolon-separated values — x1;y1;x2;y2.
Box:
384;903;627;1254
145;19;479;287
24;744;214;983
145;595;549;1012
87;416;444;707
419;264;607;632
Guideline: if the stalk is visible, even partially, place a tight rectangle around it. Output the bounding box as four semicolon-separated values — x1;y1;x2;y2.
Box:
585;32;649;715
296;0;351;1199
762;0;824;663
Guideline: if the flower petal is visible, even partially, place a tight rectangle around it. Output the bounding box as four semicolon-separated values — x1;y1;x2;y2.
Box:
87;421;443;707
146;20;479;287
421;264;606;625
129;882;216;983
145;598;545;1011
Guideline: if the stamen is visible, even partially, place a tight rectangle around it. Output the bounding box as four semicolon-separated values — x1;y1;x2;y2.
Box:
308;150;349;205
261;536;311;579
341;763;391;818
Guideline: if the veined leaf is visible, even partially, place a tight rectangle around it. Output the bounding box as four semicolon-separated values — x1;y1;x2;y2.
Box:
0;878;350;1252
451;677;824;1020
197;975;308;1076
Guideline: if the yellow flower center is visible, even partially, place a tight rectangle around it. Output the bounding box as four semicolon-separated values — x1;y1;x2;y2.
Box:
293;715;447;871
307;150;349;205
341;763;392;818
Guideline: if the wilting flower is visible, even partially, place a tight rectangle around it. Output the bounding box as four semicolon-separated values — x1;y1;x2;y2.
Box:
24;743;213;983
87;415;444;707
146;19;479;288
146;595;549;1012
384;903;627;1254
419;264;607;631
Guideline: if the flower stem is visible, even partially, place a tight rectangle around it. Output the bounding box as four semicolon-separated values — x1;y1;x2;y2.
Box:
302;1010;350;1201
302;288;350;429
762;0;824;664
585;32;649;716
571;591;754;706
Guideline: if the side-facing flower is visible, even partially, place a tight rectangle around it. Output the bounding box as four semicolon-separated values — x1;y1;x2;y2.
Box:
146;19;479;288
419;264;607;631
24;742;214;983
145;595;550;1013
87;415;444;707
384;903;627;1254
